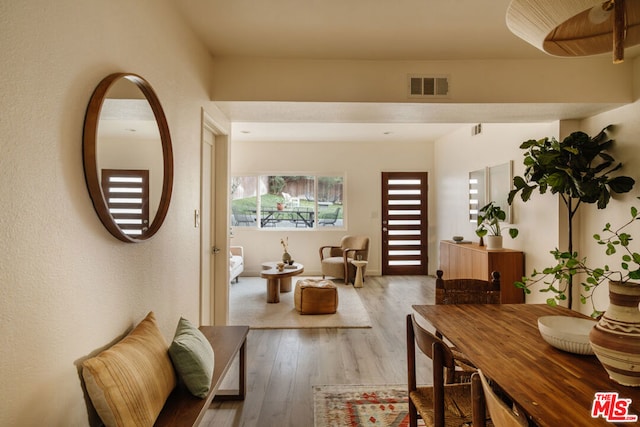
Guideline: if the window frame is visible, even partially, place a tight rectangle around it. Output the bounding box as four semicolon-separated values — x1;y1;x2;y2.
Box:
230;173;346;230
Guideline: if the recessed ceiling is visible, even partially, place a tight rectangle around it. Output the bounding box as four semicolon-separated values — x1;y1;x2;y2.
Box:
172;0;545;61
172;0;637;142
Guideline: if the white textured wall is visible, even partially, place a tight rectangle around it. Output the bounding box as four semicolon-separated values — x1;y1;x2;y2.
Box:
0;1;223;426
230;139;434;276
433;81;640;314
577;71;640;315
211;57;635;103
433;122;561;300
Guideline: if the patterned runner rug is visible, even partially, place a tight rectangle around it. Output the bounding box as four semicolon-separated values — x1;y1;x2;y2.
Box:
313;384;425;427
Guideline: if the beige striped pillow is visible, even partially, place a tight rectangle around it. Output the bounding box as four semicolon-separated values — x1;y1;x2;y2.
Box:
82;312;176;427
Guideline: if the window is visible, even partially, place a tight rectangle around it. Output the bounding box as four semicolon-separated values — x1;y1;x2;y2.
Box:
231;174;344;229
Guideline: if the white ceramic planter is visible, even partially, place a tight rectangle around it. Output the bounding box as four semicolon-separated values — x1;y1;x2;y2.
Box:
485;235;503;250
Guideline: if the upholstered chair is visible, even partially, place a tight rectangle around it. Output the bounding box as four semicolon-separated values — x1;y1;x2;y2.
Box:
319;235;369;284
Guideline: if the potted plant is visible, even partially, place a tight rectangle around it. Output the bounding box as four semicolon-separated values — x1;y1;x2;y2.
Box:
508;125;635;308
280;237;292;264
475;201;518;250
517;201;640;386
518;203;640;314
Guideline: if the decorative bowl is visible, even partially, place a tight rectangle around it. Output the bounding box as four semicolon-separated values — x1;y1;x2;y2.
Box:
452;235;464;242
537;315;596;355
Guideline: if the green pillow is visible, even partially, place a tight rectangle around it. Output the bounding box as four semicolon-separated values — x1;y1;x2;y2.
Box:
168;317;215;398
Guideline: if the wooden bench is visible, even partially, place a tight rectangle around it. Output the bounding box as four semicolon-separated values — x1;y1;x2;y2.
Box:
154;325;249;427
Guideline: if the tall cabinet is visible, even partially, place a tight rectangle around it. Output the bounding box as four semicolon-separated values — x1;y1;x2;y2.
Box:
439;240;525;303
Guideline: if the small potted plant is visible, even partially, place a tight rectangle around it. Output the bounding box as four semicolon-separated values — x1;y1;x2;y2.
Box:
280;237;292;264
475;201;518;250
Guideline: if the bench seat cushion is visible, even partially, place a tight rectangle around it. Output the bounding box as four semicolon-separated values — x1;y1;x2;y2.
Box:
82;312;176;427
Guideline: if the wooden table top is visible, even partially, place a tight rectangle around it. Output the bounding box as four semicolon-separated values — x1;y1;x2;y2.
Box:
260;262;304;279
412;304;640;426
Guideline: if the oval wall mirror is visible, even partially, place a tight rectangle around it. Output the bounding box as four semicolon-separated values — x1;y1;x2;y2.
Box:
83;73;174;242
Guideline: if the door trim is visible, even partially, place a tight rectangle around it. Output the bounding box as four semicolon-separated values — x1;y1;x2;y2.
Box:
201;110;231;326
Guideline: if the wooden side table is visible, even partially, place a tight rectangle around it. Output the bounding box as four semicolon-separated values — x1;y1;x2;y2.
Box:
260;263;304;303
351;260;368;288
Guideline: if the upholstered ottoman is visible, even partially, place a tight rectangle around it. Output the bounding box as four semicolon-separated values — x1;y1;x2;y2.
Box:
294;279;338;315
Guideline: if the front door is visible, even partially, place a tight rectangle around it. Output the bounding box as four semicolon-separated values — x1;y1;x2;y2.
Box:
381;172;428;275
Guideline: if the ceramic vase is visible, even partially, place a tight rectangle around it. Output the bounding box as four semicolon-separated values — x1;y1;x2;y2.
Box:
485;235;503;250
282;251;292;264
589;281;640;387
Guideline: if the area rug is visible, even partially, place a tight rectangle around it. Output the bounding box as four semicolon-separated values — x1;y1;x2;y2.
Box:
229;276;372;329
313;384;424;427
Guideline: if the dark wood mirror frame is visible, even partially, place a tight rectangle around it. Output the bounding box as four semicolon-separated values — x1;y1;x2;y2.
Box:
83;73;174;243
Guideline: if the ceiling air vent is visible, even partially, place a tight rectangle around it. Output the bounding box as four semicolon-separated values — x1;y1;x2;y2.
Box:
408;75;450;98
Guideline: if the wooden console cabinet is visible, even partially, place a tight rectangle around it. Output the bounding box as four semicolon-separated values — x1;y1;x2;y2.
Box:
439;240;524;303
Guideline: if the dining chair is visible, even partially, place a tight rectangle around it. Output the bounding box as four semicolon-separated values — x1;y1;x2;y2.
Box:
406;313;481;427
435;269;501;305
282;192;300;208
472;370;529;427
318;206;341;226
435;269;501;383
232;206;256;226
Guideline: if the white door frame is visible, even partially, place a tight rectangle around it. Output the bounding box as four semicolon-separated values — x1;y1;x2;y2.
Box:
201;110;231;326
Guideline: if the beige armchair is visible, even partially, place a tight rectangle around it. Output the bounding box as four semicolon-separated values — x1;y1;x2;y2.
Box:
319;235;369;283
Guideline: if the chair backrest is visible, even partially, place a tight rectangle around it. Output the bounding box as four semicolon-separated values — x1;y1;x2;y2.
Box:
319;207;341;225
407;313;460;426
282;192;300;208
232;206;254;224
435;270;501;304
406;313;457;392
475;370;529;427
340;235;369;260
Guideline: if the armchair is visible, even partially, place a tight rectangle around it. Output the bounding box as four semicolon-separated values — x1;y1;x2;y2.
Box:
230;246;244;283
319;235;369;284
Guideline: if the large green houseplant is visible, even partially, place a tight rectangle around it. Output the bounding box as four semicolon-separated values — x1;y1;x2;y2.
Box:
507;125;635;309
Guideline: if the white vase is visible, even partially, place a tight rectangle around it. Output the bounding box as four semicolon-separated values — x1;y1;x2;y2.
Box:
485;235;503;250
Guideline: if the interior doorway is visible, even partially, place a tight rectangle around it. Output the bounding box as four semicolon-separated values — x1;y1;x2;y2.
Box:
381;172;428;275
200;111;230;326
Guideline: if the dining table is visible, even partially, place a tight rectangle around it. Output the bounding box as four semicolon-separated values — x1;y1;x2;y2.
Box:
412;303;640;426
255;208;315;228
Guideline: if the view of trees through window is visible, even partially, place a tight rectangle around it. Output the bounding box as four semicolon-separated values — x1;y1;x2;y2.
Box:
231;175;344;229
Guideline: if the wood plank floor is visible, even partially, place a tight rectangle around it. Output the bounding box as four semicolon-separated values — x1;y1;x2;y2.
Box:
202;275;435;427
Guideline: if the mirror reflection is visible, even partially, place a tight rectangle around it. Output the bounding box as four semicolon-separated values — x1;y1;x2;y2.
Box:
83;73;173;242
98;79;163;236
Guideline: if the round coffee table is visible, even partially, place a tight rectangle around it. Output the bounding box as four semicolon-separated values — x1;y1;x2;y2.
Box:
260;262;304;303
